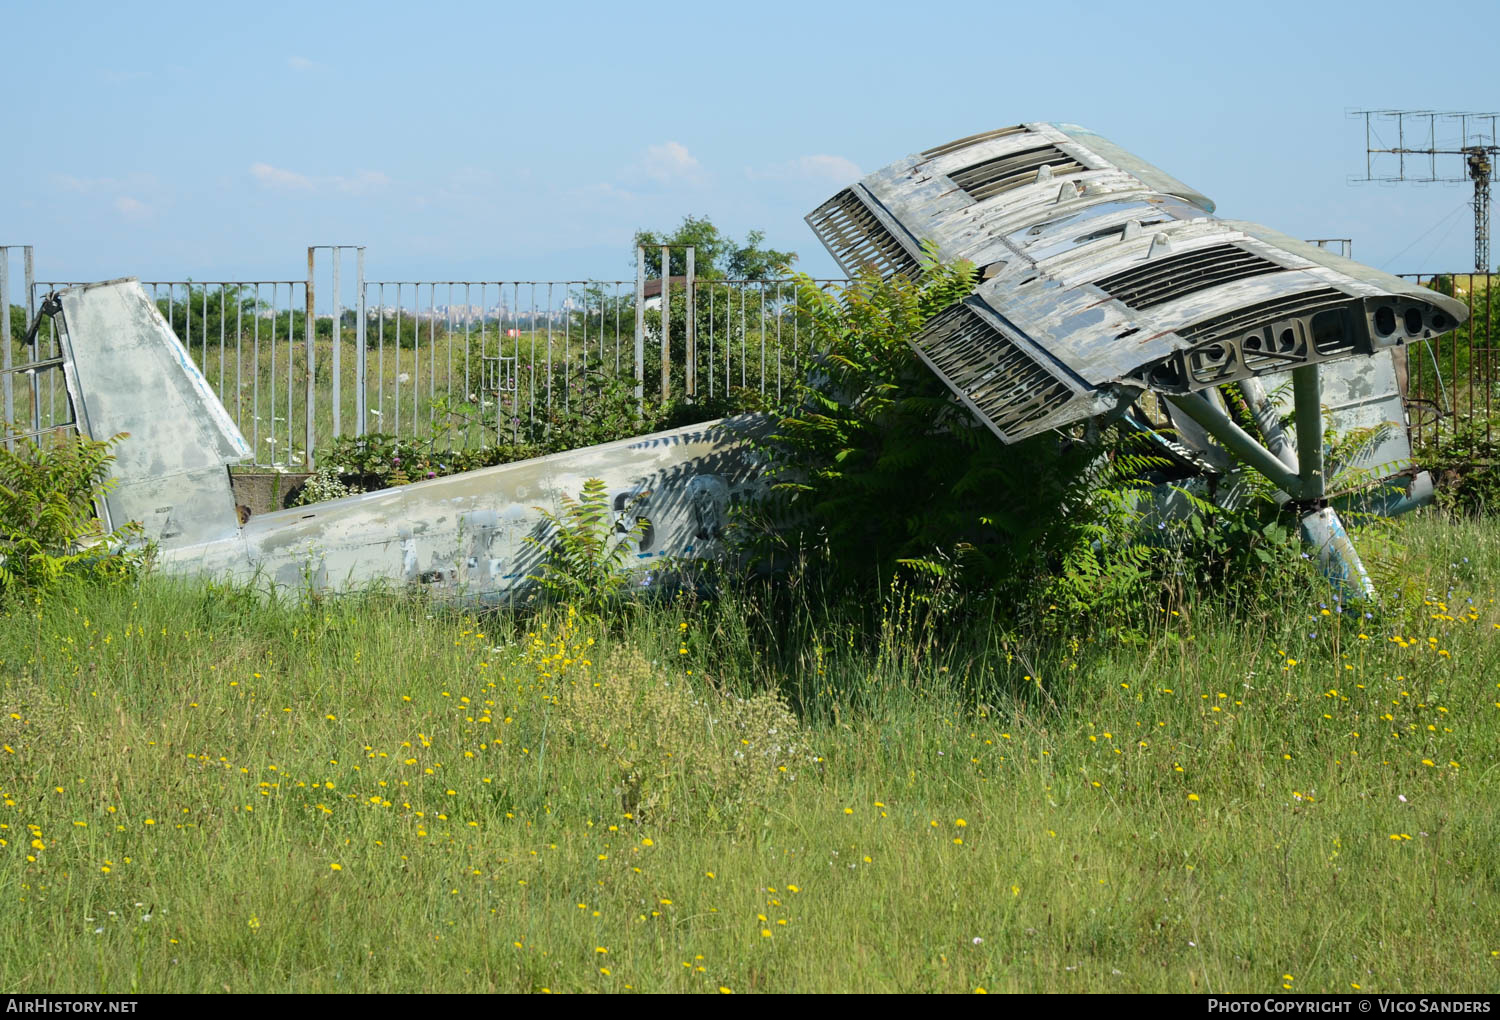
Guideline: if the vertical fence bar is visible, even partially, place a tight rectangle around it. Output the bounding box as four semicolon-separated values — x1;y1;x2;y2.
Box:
1487;272;1494;453
269;283;279;465
356;248;367;436
685;247;696;399
529;283;538;438
393;284;402;438
377;283;386;434
775;281;783;402
290;284;299;467
547;282;556;426
634;248;645;416
793;281;799;383
413;284;422;438
708;284;716;400
217;283;226;401
233;284;241;431
1467;273;1475;458
441;284;452;442
428;284;437;433
479;282;489;442
512;281;522;444
759;281;767;396
198;284;207;382
1450;281;1458;455
305;249;317;469
252;283;260;455
25;248;38;437
563;282;571;414
660;245;670;400
462;282;472;446
332;249;342;440
1;249;11;441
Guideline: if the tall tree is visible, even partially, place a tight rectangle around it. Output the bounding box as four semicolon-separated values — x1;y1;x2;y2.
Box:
632;215;797;280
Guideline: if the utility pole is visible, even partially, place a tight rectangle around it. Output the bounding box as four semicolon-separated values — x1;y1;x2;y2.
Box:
1352;110;1499;272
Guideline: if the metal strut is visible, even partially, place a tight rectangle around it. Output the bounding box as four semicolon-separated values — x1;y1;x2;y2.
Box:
1166;364;1376;600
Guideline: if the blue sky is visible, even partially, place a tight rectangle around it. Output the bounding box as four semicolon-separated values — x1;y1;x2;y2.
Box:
7;0;1496;288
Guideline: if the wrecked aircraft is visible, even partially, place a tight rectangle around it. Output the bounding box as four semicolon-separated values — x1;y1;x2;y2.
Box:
50;279;766;601
31;123;1466;601
806;122;1469;595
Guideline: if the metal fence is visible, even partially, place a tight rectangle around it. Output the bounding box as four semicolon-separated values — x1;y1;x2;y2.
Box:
6;245;842;468
7;242;1493;470
1397;272;1496;460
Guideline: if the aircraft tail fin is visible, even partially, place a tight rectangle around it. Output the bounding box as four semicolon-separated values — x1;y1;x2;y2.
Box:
56;278;249;546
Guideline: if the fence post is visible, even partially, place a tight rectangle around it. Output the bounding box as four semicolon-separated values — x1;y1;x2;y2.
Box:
332;248;342;440
1;248;11;444
660;245;671;400
24;247;36;437
355;247;366;436
634;246;645;417
306;247;316;470
685;246;695;399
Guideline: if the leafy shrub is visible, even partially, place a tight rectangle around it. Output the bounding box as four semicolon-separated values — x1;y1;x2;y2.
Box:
757;257;1331;632
524;478;648;618
0;431;145;600
757;260;1166;628
293;428;548;506
1417;410;1500;516
293;361;767;507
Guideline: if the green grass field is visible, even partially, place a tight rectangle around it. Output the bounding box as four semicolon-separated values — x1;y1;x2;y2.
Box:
0;512;1497;993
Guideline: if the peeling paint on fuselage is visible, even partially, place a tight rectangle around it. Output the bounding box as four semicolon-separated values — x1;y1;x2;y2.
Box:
154;415;770;601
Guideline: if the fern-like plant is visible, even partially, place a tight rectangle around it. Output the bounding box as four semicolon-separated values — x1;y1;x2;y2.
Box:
525;478;649;616
0;431;144;599
756;252;1175;630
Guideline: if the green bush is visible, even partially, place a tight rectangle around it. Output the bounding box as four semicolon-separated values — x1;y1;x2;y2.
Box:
756;257;1317;634
0;431;145;599
524;477;649;619
1416;410;1500;516
294;359;769;507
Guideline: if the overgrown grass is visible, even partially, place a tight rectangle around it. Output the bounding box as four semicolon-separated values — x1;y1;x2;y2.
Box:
0;512;1497;993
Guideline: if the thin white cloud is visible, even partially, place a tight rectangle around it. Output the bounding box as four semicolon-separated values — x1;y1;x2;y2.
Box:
287;55;322;71
55;175;110;194
249;161;316;191
574;181;639;203
332;170;390;196
54;174;158;195
631;142;707;187
250;162;314;190
250;163;389;196
748;154;862;185
114;196;150;220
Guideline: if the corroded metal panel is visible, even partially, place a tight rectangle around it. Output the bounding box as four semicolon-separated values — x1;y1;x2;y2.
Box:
156;415;768;601
57;278;250;544
807;122;1470;442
